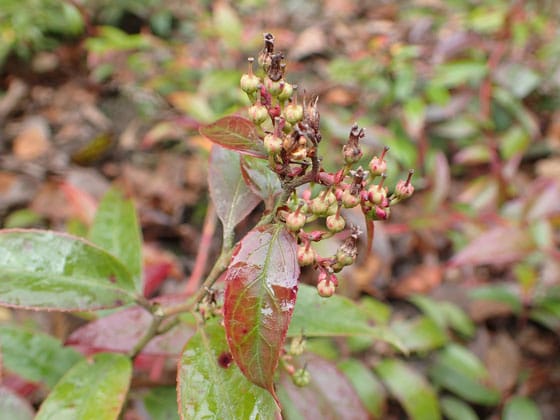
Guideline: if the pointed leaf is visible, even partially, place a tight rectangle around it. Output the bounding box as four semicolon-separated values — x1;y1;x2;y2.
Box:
67;306;194;356
36;353;132;420
375;359;441;420
143;387;179;420
0;387;35;420
0;229;136;311
200;116;267;158
338;359;386;418
391;316;448;352
503;397;542;420
208;146;261;241
223;224;299;396
240;155;282;203
440;396;479;420
0;325;83;388
278;353;369;420
177;320;278;419
90;188;143;291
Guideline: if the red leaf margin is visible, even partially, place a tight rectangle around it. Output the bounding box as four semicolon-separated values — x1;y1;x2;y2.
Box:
223;224;300;400
199;116;267;158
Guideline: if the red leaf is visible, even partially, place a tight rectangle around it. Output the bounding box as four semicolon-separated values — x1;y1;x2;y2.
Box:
66;305;193;357
200;116;267;158
223;224;300;399
278;353;369;420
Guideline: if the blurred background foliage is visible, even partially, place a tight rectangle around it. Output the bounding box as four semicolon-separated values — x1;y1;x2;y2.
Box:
1;0;559;419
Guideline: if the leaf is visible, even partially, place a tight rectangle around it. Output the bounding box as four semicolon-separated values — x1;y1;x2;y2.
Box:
375;359;441;420
450;226;535;267
434;60;487;88
200;116;267;158
0;386;35;420
36;353;132;420
338;359;386;418
429;344;501;406
223;224;299;397
208;146;261;242
410;295;475;337
143;387;179;420
90;188;143;292
440;396;479;420
391;316;448;352
469;285;522;314
0;325;83;388
66;306;194;356
288;284;406;352
0;229;136;311
278;353;369;420
240;155;282;203
177;319;278;419
503;397;542;420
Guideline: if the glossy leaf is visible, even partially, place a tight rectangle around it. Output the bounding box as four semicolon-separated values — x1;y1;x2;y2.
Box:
375;359;441;420
391;316;448;352
338;359;386;418
223;224;299;396
36;353;132;420
0;386;35;420
240;155;282;203
0;325;83;388
143;387;179;420
503;397;542;420
429;344;501;406
200;116;267;158
288;284;405;352
440;396;479;420
0;229;136;311
208;146;261;241
67;306;194;356
90;188;143;291
278;353;369;420
177;319;278;419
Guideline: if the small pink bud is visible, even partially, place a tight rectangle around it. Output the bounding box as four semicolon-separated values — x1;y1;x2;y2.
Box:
326;214;346;233
317;277;336;298
263;134;283;154
369;147;389;177
297;246;316;266
286;211;306;232
248;103;268;125
395;170;415;199
341;189;360;208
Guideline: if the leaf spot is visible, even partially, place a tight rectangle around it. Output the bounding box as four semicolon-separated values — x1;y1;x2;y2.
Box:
218;351;233;368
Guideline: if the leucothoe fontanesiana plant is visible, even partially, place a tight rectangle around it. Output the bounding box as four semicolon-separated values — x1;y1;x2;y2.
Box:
0;33;413;418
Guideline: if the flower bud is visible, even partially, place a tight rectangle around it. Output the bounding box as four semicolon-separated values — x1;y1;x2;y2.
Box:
286;211;306;232
264;77;283;96
369;147;389;177
394;170;415;199
264;134;283;154
278;82;294;102
284;103;304;124
289;335;306;356
341;189;360;208
368;184;388;206
317;276;337;298
292;368;311;387
248;103;268;125
326;214;346;233
297;246;316;266
374;206;391;220
240;58;260;94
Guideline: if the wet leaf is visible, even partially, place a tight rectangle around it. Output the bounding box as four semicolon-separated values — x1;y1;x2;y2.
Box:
278;353;369;420
67;306;194;356
0;387;35;420
208;146;261;242
289;284;405;352
375;359;441;420
240;155;282;204
200;116;266;158
36;353;131;420
0;229;136;311
503;396;542;420
0;325;83;388
338;359;386;418
391;316;448;352
223;224;299;397
177;319;278;419
90;188;143;292
450;226;535;267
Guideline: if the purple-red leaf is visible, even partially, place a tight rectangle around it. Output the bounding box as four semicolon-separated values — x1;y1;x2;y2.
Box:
208;146;261;238
223;224;300;399
200;116;267;158
278;353;369;420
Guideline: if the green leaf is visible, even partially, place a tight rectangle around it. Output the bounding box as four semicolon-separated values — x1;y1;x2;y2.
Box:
440;396;479;420
469;285;522;314
177;319;278;419
391;316;448;352
410;295;475;337
143;387;179;420
503;397;542;420
434;60;487;88
288;284;406;352
223;224;299;397
0;325;83;388
36;353;132;420
375;359;441;420
429;344;501;406
338;359;386;418
209;145;261;243
0;387;35;420
90;188;143;291
0;229;136;311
